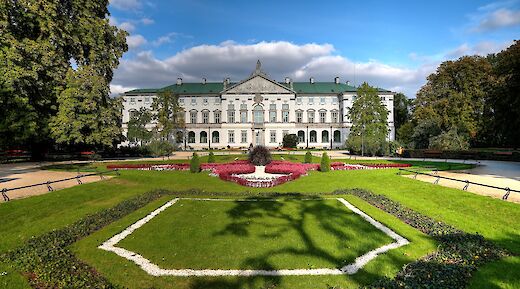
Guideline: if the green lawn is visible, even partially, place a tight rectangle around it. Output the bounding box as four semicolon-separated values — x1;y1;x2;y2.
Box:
0;156;517;288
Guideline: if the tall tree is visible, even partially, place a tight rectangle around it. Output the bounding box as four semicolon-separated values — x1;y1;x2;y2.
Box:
393;92;411;130
152;90;185;145
127;107;153;144
346;82;389;155
0;0;127;153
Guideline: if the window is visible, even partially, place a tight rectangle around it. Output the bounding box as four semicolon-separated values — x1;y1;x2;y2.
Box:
282;111;289;123
240;103;247;110
191;97;197;105
333;130;341;143
214;111;221;123
203;98;208;105
322;130;329;143
144;97;150;104
308;111;315;123
212;131;219;143
214;97;221;104
269;103;276;110
319;111;326;123
296;111;303;123
241;130;247;143
296;98;302;105
332;111;338;123
130;97;135;104
308;97;314;104
179;97;184;104
129;109;137;120
269;104;276;122
320;97;325;105
282;104;289;110
282;130;289;137
202;111;209;124
228;111;235;123
253;105;264;124
332;97;338;105
240;111;247;123
310;130;317;142
270;131;276;143
200;131;207;143
188;131;195;143
228;131;235;143
298;130;305;143
190;111;197;123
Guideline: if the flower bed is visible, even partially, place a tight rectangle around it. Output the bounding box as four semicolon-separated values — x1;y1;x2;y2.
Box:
330;162;412;170
107;163;190;171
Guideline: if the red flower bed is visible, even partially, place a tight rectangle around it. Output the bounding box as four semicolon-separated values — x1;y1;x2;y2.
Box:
106;164;154;170
330;162;412;170
361;163;412;168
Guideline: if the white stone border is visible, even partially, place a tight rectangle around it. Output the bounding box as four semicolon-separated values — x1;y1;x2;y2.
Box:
98;197;409;276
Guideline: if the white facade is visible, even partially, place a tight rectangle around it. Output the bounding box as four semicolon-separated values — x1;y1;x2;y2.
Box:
121;62;395;150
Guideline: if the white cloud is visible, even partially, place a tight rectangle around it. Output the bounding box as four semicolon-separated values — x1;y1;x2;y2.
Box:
110;84;136;96
446;40;513;58
110;0;142;11
119;21;135;32
126;34;147;49
140;17;154;25
110;40;511;98
471;7;520;32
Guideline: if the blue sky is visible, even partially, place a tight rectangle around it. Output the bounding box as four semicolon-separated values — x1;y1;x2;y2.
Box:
108;0;520;97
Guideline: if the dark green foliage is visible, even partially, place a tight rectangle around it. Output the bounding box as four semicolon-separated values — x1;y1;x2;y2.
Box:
282;134;299;148
145;140;174;157
152;91;184;144
127;108;153;144
320;152;330;172
190;152;200;173
304;151;313;163
411;119;442;149
393;92;411;131
429;127;469;150
248;145;272;166
207;151;216;163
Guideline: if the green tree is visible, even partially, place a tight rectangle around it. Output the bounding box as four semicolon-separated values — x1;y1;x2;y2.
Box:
152;90;185;146
397;122;415;148
145;140;174;158
393;92;411;130
282;134;298;148
190;152;200;173
346;82;389;156
411;119;441;149
304;151;312;163
127;108;152;145
207;151;216;163
49;67;123;149
0;0;127;153
320;152;330;172
429;127;469;150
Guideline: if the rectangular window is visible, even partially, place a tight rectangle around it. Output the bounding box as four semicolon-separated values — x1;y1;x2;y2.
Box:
130;97;135;104
202;111;209;124
241;130;247;143
190;111;197;123
332;97;338;105
215;97;221;104
269;104;276;110
240;111;247;123
283;130;289;138
240;103;247;110
320;97;325;105
308;111;315;123
282;104;289;110
214;111;221;123
282;111;289;123
144;97;150;104
179;97;184;104
191;97;196;105
296;98;302;105
332;111;338;123
228;111;235;123
269;110;277;122
203;98;208;105
270;131;276;143
320;111;326;123
296;111;303;123
308;97;314;105
228;131;235;143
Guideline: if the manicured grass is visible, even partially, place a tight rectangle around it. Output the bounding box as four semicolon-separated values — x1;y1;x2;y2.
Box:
0;157;517;288
72;194;436;289
118;198;393;270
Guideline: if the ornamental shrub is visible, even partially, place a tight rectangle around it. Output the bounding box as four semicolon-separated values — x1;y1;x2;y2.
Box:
207;151;215;163
320;152;330;172
282;134;299;148
190;152;200;173
248;145;272;166
304;151;312;163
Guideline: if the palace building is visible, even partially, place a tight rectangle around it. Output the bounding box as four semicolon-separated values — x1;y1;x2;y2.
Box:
121;61;395;150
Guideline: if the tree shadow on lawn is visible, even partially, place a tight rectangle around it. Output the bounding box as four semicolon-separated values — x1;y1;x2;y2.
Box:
191;196;398;289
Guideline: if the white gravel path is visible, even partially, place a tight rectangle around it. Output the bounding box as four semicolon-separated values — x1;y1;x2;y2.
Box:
98;197;409;276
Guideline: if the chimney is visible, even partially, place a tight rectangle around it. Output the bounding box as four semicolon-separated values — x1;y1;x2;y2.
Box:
284;77;291;84
176;78;182;85
202;77;207;84
310;77;314;84
334;77;340;84
346;80;351;86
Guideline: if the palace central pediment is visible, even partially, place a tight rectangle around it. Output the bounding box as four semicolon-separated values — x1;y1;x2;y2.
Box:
223;75;294;94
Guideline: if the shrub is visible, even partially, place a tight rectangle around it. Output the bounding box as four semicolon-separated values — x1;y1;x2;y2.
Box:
320;152;330;172
282;134;299;148
304;151;312;163
207;151;215;163
248;145;272;166
190;152;200;173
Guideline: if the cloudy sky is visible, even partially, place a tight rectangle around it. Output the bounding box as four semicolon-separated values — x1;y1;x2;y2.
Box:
108;0;520;97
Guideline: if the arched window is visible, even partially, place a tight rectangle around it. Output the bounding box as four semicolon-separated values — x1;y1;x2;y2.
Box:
322;130;329;143
253;105;264;124
333;130;341;143
297;130;305;143
200;131;208;143
188;131;195;143
310;130;317;143
212;131;220;143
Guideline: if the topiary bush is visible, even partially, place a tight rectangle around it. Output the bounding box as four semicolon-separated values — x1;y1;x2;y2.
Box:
248;145;272;166
282;134;299;148
190;152;200;173
320;152;330;172
207;151;215;163
304;151;312;163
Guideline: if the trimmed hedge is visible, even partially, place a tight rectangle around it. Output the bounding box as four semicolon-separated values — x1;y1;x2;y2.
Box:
190;152;200;173
320;152;330;172
304;151;312;163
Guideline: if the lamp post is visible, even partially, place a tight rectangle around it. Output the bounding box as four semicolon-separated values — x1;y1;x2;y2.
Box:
330;126;333;150
306;125;309;149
